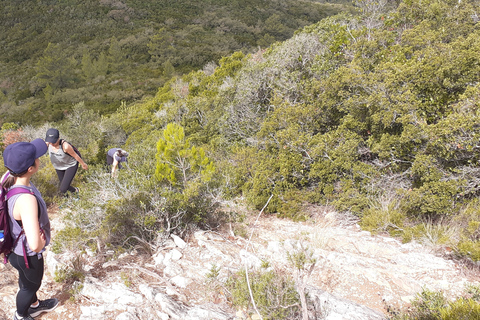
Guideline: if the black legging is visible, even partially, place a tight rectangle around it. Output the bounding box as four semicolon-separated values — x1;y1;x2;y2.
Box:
55;163;78;194
8;253;44;317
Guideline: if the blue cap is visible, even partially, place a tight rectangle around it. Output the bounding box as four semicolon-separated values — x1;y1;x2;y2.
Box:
3;138;48;174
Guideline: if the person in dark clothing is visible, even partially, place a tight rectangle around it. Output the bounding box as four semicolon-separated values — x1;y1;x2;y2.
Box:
45;128;88;195
2;139;59;320
107;148;128;178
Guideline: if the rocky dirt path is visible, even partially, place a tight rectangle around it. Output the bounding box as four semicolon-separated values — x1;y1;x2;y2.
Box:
252;211;479;314
1;206;479;319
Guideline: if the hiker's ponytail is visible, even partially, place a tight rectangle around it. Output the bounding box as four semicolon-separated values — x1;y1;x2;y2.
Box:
2;174;16;189
2;163;36;189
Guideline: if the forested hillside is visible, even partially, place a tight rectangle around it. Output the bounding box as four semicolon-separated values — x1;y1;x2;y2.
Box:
2;0;480;317
0;0;352;125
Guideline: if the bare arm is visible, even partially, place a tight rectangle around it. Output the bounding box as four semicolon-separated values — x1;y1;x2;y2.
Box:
63;142;88;170
14;194;45;253
111;158;119;178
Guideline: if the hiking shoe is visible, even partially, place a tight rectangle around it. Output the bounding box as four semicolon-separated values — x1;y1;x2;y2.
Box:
13;313;34;320
28;298;59;317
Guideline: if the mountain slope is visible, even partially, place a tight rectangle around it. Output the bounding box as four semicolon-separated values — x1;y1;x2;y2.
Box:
0;0;352;125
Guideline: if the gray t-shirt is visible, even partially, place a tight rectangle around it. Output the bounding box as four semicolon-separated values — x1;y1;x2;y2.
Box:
49;143;77;170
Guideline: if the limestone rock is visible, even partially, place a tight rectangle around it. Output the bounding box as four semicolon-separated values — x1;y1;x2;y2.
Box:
307;286;387;320
171;234;187;249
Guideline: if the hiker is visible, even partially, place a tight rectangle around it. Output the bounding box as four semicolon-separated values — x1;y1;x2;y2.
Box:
106;147;128;178
45;128;88;195
2;139;59;320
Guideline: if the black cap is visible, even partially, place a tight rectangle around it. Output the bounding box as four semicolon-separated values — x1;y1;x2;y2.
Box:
45;128;59;143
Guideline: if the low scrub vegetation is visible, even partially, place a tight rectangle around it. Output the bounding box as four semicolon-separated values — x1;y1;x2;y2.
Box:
391;286;480;319
2;0;480;315
225;267;301;320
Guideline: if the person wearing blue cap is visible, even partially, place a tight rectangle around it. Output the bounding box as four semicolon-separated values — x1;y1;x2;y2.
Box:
2;139;59;320
45;128;88;196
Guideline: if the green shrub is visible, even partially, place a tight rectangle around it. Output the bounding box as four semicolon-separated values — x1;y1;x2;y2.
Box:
439;298;480;319
100;192;157;248
360;203;405;236
399;180;463;218
466;283;480;301
53;255;85;284
455;199;480;242
401;220;458;248
330;181;370;216
226;268;300;320
277;190;308;221
410;154;443;187
392;288;480;320
406;288;447;320
31;161;61;204
51;226;86;254
456;240;480;262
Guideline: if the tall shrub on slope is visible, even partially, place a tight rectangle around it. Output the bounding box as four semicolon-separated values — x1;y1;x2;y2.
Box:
155;123;217;231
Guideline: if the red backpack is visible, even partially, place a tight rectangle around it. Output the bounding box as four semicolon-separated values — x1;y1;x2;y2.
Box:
0;174;34;264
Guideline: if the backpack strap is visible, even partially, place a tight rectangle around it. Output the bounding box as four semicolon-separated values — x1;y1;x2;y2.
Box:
6;187;34;199
59;139;67;153
60;139;80;159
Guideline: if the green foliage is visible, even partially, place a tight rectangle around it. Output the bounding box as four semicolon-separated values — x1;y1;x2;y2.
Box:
1;122;18;131
226;268;300;320
51;226;86;254
392;288;480;320
62;101;103;150
400;180;462;218
410;288;447;319
410;154;443;186
53;255;85;284
100;193;157;247
454;199;480;243
466;283;480;301
152;123;221;231
31;161;62;204
330;181;371;215
155;123;215;189
102;0;480;240
438;298;480;319
360;199;405;235
206;264;221;281
36;43;78;91
287;243;317;271
425;111;480;167
0;0;350;126
456;240;480;262
401;220;458;248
